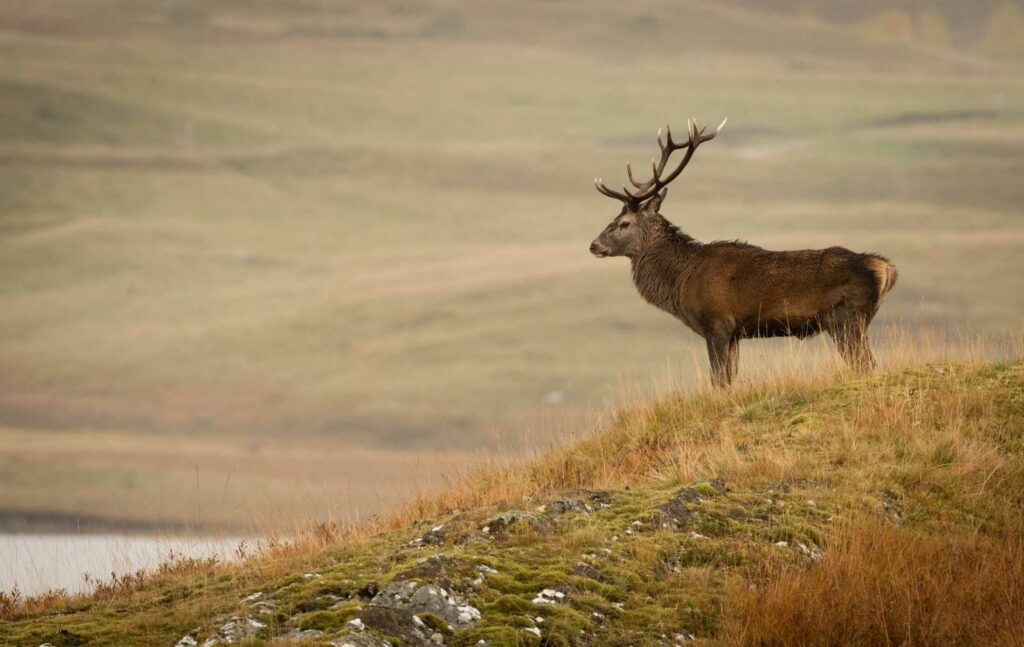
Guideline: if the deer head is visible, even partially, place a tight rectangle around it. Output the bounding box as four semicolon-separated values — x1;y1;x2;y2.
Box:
589;117;726;259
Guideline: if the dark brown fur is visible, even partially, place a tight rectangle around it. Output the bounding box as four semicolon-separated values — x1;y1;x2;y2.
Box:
591;191;897;387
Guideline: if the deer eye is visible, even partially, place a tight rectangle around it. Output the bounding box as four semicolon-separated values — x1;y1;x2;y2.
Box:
618;221;630;230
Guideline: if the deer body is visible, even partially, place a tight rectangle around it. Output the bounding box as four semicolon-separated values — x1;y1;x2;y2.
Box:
591;118;897;387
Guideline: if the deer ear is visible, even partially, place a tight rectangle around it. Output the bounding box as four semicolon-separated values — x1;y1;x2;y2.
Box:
641;188;668;215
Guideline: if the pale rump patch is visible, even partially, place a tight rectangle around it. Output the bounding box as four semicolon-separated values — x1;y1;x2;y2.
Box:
865;256;899;301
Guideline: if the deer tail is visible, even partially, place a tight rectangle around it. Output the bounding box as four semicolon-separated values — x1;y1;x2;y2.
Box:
865;255;898;302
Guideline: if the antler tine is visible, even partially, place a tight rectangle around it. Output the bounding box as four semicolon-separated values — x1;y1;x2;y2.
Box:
594;116;726;205
626;163;643;189
594;177;636;204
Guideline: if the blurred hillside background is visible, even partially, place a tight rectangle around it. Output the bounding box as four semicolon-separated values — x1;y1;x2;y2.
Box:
1;0;1022;534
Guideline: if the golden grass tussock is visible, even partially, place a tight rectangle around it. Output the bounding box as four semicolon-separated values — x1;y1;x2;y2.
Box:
379;328;1021;534
729;514;1024;647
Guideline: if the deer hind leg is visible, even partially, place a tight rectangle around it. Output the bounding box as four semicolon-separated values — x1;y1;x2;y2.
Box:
706;334;736;388
828;313;875;373
727;337;740;382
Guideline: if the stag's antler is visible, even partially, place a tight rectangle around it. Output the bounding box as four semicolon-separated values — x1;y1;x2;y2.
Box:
595;117;727;206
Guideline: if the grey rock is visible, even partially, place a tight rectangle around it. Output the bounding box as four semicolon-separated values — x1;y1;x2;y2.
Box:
281;628;325;642
200;617;266;645
329;633;394;647
357;605;431;645
572;562;606;582
374;581;479;628
410;523;448;546
544;498;589;515
655;488;703;530
481;510;534;534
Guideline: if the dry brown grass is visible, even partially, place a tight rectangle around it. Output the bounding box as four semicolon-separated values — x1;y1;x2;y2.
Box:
728;515;1024;647
371;329;1021;535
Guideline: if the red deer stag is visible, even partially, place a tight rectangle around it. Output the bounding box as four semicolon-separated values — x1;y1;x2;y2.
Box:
590;118;897;387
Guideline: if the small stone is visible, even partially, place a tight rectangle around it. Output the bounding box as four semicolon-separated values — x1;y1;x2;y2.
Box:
303;572;321;580
286;629;325;641
523;627;542;637
688;531;708;540
805;500;816;507
457;604;481;622
347;618;365;631
774;540;789;547
413;615;427;628
430;632;444;644
534;616;544;623
251;600;277;614
175;637;198;647
242;591;264;603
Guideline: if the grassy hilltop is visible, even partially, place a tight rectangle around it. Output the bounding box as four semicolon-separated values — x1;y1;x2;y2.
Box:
2;0;1023;533
3;360;1022;645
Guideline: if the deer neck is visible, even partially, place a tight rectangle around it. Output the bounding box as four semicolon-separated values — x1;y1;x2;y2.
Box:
630;219;700;316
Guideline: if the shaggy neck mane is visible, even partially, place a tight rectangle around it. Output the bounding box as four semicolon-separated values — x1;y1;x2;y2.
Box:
630;216;701;314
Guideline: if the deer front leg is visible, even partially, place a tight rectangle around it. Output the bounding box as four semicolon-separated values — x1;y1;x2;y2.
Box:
706;334;734;388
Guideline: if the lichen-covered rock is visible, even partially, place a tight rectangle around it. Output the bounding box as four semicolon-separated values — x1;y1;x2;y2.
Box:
329;632;394;647
572;562;606;582
543;498;589;514
481;510;534;534
655;490;697;530
280;628;325;642
356;605;431;645
372;580;480;628
200;617;266;645
409;523;448;546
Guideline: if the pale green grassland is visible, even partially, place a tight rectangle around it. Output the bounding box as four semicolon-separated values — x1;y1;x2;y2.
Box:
1;1;1022;530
